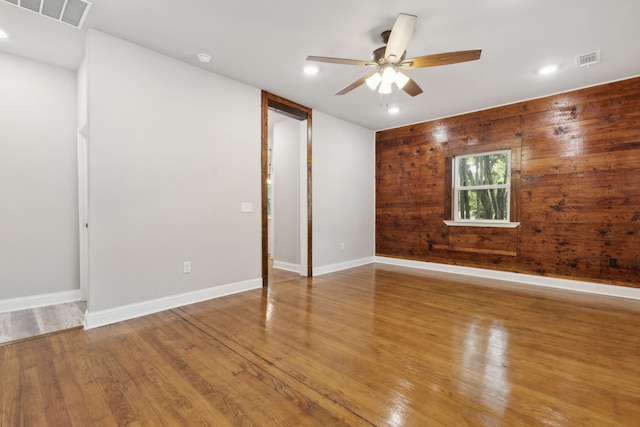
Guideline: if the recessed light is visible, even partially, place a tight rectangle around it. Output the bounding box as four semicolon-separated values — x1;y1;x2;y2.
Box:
539;64;558;75
0;29;9;39
197;53;211;64
388;106;400;114
303;64;319;75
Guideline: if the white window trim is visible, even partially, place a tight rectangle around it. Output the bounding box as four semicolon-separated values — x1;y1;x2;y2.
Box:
450;149;515;227
444;220;520;228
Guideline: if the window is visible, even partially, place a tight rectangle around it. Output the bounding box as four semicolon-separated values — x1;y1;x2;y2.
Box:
449;150;515;225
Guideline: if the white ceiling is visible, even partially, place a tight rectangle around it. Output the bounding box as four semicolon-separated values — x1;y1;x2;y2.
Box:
1;0;639;130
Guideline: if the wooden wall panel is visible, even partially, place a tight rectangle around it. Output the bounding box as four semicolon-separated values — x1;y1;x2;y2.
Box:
376;76;640;288
447;227;519;257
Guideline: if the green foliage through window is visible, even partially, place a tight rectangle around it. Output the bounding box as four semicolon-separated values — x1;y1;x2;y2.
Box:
455;151;510;221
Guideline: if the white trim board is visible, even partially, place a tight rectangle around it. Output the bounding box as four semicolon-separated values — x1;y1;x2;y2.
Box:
375;257;640;301
84;278;262;330
313;256;375;277
272;261;301;273
0;289;82;314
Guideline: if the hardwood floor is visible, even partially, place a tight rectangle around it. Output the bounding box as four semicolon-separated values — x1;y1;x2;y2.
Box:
268;258;301;285
1;264;639;426
0;301;86;345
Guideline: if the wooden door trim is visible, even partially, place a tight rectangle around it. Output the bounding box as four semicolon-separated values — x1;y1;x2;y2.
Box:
261;91;313;286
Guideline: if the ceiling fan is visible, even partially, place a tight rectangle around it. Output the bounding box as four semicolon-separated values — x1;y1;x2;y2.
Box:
306;13;482;97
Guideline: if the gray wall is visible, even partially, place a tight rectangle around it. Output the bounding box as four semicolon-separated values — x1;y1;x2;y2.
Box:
0;52;79;300
313;111;375;269
272;118;300;268
85;31;262;312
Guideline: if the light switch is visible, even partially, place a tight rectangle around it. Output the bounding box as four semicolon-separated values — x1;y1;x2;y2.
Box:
241;202;253;213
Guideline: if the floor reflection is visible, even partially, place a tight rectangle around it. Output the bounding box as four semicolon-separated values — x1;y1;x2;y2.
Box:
458;320;510;414
385;378;413;426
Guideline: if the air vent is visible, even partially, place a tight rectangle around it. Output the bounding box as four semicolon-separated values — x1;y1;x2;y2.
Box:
575;50;601;68
2;0;92;29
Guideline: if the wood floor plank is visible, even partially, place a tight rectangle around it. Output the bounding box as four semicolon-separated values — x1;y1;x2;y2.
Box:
0;345;21;426
51;332;117;427
88;324;173;426
22;366;49;426
133;314;291;426
16;338;59;426
1;263;639;425
129;309;362;426
113;318;231;425
38;346;75;426
176;296;404;421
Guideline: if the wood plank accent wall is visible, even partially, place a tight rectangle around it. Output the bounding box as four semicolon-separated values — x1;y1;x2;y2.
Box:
376;76;640;288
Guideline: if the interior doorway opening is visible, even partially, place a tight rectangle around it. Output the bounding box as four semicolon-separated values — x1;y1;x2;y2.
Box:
261;92;312;287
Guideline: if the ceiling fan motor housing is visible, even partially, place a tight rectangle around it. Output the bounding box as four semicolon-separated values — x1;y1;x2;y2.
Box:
372;46;406;64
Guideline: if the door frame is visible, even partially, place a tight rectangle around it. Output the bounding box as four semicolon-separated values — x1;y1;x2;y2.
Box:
261;91;312;285
77;125;89;301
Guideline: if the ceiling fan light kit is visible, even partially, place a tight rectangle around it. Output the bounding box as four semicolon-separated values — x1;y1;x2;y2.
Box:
365;72;382;90
306;13;482;98
379;80;392;95
367;66;409;94
394;71;410;89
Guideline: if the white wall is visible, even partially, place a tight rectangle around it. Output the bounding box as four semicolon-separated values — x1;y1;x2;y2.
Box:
272;118;300;267
85;31;261;313
77;57;89;302
313;111;375;272
77;58;88;127
0;52;79;300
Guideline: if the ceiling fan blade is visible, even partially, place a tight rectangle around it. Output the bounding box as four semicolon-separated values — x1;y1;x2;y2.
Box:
401;50;482;69
402;77;423;97
385;13;417;62
306;56;375;67
336;71;378;95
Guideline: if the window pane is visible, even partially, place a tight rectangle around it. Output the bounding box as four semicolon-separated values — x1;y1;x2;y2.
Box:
457;189;508;220
458;153;508;187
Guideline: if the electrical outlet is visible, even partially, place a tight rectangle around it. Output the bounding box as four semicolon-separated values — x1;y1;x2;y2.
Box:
183;261;191;274
241;202;253;213
340;243;345;251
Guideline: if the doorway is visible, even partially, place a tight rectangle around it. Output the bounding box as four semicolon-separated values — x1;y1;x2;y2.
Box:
261;92;312;286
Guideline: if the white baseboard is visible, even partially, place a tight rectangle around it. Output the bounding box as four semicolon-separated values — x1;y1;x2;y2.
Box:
375;256;640;301
0;289;82;314
313;256;376;276
272;261;300;273
84;278;262;330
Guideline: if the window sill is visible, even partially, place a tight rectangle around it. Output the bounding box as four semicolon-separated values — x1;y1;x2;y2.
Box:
443;220;520;228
